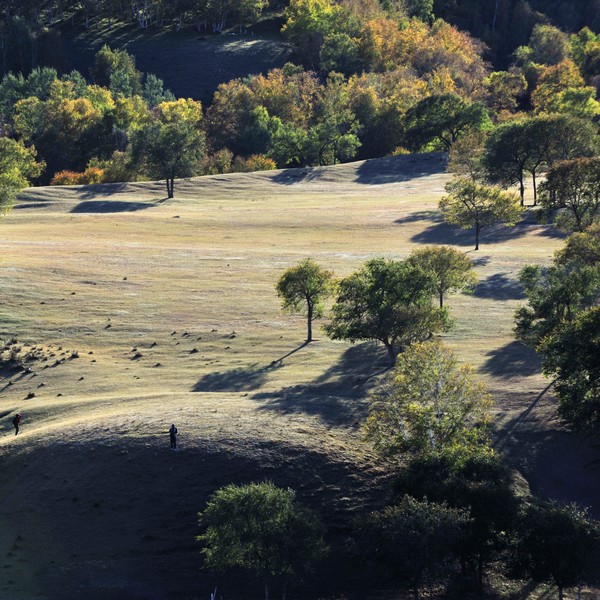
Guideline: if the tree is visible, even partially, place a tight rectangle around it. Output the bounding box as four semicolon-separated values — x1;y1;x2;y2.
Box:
540;306;600;430
407;246;477;308
92;45;142;95
514;262;600;350
555;223;600;267
531;59;600;118
275;258;334;342
539;157;600;232
355;495;469;599
439;178;522;250
403;94;490;151
483;69;527;115
0;137;44;210
448;131;487;183
323;257;449;364
130;98;205;198
516;501;599;600
197;482;327;600
365;340;491;457
483;119;534;205
395;447;520;590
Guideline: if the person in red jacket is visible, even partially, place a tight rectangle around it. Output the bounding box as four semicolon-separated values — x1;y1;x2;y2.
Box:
12;413;22;435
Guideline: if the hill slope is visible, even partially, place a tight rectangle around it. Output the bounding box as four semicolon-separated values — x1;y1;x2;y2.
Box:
0;154;597;599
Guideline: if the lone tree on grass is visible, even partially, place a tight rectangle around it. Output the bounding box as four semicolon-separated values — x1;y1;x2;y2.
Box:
324;258;450;364
198;482;327;600
439;177;522;250
365;340;492;457
407;246;477;308
276;258;334;342
130;98;205;198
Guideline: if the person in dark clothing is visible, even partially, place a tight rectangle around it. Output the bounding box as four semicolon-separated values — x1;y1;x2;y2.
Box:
169;424;178;450
12;413;22;435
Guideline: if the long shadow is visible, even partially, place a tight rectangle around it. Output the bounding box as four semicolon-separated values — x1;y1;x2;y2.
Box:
73;182;130;199
192;342;308;393
3;437;389;599
411;220;532;247
70;200;157;213
269;166;328;186
394;210;440;225
252;342;390;426
355;152;447;185
474;273;525;300
480;340;542;378
192;363;278;392
494;380;555;452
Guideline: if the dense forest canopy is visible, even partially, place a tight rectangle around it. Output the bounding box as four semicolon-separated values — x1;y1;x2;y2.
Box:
1;0;600;190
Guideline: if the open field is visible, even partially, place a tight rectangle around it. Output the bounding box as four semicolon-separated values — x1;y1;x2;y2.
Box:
0;154;598;599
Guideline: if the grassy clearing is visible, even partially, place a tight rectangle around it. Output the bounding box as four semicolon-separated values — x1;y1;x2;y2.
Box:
59;19;292;102
0;153;597;599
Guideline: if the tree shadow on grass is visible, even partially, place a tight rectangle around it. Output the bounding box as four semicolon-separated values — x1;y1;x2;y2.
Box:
480;340;542;378
192;342;309;392
70;200;157;213
474;273;525;300
355;152;447;185
269;166;328;186
252;342;390;426
192;363;280;392
394;210;440;225
410;220;532;247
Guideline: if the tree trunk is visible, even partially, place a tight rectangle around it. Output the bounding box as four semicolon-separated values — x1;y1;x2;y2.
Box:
477;555;483;593
384;340;396;365
264;582;269;600
474;222;481;251
532;170;537;206
166;178;174;198
558;584;563;600
307;302;313;342
519;176;525;206
439;290;444;308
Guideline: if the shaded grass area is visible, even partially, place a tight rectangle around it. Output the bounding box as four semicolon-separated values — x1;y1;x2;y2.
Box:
58;19;292;102
0;435;390;600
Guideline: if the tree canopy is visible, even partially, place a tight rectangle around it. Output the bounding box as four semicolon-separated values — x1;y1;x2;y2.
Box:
439;178;522;250
323;257;449;363
276;258;334;342
406;245;477;308
365;340;491;457
198;482;327;600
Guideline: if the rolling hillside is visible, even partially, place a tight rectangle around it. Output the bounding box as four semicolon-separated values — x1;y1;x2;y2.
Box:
0;154;597;599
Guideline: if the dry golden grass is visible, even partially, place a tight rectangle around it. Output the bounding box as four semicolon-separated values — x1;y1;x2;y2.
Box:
0;153;597;599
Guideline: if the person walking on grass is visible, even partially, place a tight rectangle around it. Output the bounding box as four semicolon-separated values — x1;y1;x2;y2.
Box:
12;413;22;435
169;424;178;450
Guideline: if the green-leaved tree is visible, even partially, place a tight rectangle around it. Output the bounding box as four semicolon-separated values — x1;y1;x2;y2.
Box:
130;98;205;198
407;246;477;308
198;482;327;600
0;137;44;210
365;340;492;456
276;258;334;342
439;178;522;250
324;257;449;364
